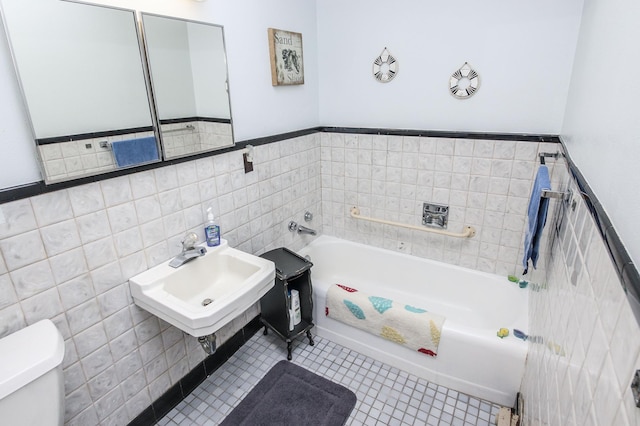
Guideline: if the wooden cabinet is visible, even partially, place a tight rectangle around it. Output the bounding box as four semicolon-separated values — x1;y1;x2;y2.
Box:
259;247;314;360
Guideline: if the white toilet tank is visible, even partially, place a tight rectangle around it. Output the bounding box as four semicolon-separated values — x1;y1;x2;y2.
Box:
0;319;65;426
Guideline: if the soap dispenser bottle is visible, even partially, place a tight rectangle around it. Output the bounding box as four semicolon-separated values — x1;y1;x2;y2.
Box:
204;207;220;247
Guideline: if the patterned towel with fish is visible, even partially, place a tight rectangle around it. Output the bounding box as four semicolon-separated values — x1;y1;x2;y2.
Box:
325;284;446;357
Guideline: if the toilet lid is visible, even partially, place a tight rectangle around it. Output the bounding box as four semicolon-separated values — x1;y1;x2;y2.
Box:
0;320;64;400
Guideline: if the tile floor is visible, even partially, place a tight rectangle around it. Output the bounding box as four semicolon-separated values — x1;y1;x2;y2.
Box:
158;332;503;426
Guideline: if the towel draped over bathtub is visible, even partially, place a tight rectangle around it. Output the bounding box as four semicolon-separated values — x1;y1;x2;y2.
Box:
326;284;446;357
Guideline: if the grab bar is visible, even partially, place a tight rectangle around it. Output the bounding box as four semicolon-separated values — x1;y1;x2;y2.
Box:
350;207;476;238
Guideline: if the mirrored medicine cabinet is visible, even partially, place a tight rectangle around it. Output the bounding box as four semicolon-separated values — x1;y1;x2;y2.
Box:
0;0;234;184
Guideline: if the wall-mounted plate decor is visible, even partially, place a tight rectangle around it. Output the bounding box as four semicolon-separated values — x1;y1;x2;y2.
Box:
449;62;479;99
372;47;398;83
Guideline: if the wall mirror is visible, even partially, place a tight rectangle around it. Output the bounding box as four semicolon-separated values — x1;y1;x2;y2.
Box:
141;13;234;160
1;1;235;184
0;0;160;184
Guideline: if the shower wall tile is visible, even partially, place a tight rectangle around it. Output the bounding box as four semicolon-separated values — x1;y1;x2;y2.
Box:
321;133;559;275
0;134;321;425
521;160;640;425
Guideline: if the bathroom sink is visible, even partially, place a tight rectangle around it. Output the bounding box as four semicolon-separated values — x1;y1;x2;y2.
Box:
129;239;275;337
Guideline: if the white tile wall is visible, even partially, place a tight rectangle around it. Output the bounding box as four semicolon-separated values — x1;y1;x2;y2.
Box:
0;133;321;425
520;159;640;425
320;133;561;275
6;129;636;425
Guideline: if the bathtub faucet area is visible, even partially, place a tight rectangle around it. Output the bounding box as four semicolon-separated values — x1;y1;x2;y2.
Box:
288;221;317;235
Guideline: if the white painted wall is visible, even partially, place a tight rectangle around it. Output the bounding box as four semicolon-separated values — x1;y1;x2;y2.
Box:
316;0;584;134
561;0;640;265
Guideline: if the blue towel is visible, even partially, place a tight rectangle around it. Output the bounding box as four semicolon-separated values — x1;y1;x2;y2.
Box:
522;165;551;274
111;136;159;168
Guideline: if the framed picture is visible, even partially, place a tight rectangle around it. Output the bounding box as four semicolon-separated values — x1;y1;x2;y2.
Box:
267;28;304;86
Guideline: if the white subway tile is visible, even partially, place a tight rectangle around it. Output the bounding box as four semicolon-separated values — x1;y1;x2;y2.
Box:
154;166;179;192
20;286;63;324
31;191;73;227
0;200;37;241
469;176;490;193
90;261;123;295
40;219;81;256
68;183;105;216
10;260;56;300
113;228;143;258
57;274;94;310
473;140;494;158
0;303;26;338
65;385;94;421
434;155;453;172
0;230;47;271
94;386;125;421
0;274;17;310
75;323;108;358
101;177;133;207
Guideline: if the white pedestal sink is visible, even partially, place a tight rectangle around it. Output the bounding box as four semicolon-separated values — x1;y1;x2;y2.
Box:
129;239;275;337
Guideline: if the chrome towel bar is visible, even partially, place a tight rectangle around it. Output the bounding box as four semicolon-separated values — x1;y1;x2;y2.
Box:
163;124;195;133
349;207;476;239
541;189;572;201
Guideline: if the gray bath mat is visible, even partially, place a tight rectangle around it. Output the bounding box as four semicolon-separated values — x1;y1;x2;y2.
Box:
220;360;357;425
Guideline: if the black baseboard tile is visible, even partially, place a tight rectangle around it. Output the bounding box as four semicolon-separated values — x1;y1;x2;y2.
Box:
151;384;183;423
221;329;248;360
180;363;207;399
127;406;155;426
243;316;263;338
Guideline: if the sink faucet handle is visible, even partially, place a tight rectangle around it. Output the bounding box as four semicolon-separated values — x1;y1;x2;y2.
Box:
181;232;199;251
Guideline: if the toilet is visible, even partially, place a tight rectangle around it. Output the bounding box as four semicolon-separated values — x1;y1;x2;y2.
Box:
0;319;65;426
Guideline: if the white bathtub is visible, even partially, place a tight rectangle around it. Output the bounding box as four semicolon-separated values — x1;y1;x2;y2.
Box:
298;235;528;406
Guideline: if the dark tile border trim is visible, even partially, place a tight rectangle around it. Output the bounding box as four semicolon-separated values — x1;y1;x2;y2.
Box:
128;316;262;426
35;126;155;145
0;126;555;204
159;117;232;125
321;126;561;143
559;139;640;325
0;127;320;204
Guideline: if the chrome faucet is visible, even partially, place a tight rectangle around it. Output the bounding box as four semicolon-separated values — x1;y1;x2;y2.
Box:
296;225;317;236
169;232;207;268
288;220;317;236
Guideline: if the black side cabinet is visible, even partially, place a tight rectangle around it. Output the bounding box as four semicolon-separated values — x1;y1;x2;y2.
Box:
259;247;314;360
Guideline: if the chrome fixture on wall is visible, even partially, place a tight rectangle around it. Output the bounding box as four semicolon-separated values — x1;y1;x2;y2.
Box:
423;203;449;229
288;221;317;236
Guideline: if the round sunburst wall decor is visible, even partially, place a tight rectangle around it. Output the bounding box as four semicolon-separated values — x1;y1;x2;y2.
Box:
372;47;398;83
449;62;479;98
